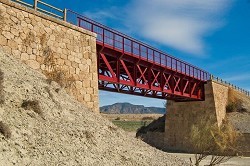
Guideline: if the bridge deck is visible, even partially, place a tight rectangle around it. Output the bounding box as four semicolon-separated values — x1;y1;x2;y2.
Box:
66;10;210;101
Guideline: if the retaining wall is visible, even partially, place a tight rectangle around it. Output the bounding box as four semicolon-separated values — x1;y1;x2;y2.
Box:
0;0;99;112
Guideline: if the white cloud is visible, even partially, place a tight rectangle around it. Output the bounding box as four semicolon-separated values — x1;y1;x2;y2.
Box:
83;6;124;25
125;0;233;56
83;10;115;22
81;0;233;56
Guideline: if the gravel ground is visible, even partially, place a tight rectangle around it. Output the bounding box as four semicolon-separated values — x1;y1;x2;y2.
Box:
169;153;250;166
117;132;250;166
0;49;188;165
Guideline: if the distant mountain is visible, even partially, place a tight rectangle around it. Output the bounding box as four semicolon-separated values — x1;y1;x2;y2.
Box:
100;103;165;114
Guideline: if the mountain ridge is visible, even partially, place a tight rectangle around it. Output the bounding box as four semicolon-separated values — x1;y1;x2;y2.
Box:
100;102;165;114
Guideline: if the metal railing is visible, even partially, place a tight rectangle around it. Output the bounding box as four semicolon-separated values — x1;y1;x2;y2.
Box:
11;0;211;82
9;0;250;97
13;0;66;21
211;75;250;96
67;10;210;82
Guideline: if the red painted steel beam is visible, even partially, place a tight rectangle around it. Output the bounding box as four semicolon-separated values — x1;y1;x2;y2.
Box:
98;50;205;101
76;16;208;101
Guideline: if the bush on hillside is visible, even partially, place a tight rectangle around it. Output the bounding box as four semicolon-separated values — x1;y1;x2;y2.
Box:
189;115;241;166
0;121;11;139
226;99;247;113
227;89;247;113
42;50;75;89
21;100;43;116
115;117;120;120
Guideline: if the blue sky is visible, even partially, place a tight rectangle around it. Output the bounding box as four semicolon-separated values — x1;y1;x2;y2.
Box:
43;0;250;107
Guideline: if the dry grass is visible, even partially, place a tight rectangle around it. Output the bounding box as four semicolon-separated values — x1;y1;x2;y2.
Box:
0;121;11;139
226;100;246;113
40;34;48;48
42;51;75;89
42;46;54;61
44;68;76;89
189;115;241;166
0;69;4;104
24;31;35;45
190;115;240;155
227;89;247;113
211;119;241;154
21;100;43;116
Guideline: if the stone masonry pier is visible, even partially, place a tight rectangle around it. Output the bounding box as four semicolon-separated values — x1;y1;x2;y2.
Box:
165;81;228;152
137;81;230;153
0;0;99;112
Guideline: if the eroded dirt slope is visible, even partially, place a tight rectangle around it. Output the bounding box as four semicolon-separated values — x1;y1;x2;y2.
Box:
0;49;187;165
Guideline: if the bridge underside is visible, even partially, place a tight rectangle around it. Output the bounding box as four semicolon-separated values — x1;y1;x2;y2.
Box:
97;44;205;101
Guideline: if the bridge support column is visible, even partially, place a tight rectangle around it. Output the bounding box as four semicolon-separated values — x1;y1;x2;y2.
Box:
0;0;99;113
165;81;229;152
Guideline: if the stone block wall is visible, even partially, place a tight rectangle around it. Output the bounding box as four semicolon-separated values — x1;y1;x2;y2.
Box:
212;81;229;126
165;81;229;152
0;0;99;112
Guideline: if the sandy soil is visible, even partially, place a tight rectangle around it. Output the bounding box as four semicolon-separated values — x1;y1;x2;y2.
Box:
0;49;188;165
127;132;250;166
170;153;250;166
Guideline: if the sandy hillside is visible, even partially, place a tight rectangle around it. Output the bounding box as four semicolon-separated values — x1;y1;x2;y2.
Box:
0;49;187;165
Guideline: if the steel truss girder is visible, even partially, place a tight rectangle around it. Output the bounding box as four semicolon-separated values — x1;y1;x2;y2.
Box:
97;47;205;101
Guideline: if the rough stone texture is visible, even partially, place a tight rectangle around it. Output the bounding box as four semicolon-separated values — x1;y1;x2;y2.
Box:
0;0;99;112
164;81;229;152
212;81;229;126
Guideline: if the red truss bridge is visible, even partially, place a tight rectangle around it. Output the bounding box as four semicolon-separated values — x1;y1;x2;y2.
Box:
67;10;210;101
8;0;250;102
9;0;212;101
